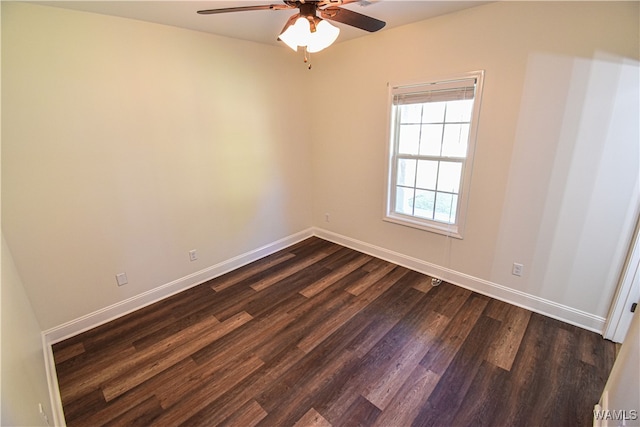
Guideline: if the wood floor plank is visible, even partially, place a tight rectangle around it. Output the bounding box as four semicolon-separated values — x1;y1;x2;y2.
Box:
299;252;372;298
58;344;139;404
250;245;341;292
413;314;503;427
293;408;332;427
52;237;617;427
432;283;473;318
419;293;489;375
321;276;448;422
60;389;107;425
70;282;216;360
362;311;449;410
132;296;229;350
346;271;431;359
182;347;307;426
498;313;565;426
76;358;199;427
52;342;85;365
335;396;380;427
484;301;532;371
259;285;397;422
411;274;438;293
256;349;358;427
447;360;511;427
371;365;440;427
217;399;268;427
190;308;293;367
252;281;358;361
288;237;336;257
211;262;331;321
154;354;245;410
297;263;411;354
152;354;264;426
211;252;296;292
344;260;396;296
360;257;389;273
102;312;251;402
523;327;579;426
53;290;179;353
102;395;163;427
285;275;432;425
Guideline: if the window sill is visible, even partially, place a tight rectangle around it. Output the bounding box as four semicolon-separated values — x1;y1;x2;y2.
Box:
383;213;463;239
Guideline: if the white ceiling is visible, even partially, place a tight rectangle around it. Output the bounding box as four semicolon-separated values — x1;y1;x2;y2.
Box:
35;1;488;48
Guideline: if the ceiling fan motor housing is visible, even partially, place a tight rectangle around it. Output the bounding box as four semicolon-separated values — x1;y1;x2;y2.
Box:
299;2;320;32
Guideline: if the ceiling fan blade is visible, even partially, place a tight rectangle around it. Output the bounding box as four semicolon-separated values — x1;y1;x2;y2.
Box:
318;0;362;6
276;13;299;41
197;4;293;15
320;6;385;32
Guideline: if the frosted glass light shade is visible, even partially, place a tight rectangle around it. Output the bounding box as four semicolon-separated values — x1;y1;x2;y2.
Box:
279;17;310;51
279;17;340;53
307;20;340;53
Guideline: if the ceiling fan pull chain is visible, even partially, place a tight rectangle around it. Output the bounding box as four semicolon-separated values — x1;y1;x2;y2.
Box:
304;46;312;69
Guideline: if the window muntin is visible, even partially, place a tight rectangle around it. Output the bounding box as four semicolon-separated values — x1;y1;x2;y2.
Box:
385;72;484;238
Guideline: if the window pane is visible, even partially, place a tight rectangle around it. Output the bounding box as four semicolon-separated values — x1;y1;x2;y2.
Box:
434;192;458;224
437;161;462;193
387;72;483;235
419;124;443;156
441;124;469;158
413;190;436;219
398;124;420;155
445;99;473;123
422;102;446;123
416;160;438;190
413;189;435;219
399;104;422;123
395;186;414;215
397;158;417;187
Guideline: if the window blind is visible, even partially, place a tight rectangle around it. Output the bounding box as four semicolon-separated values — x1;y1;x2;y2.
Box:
392;78;476;105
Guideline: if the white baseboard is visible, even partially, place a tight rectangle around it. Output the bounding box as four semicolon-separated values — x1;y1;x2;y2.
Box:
42;227;314;426
313;227;606;334
42;226;606;426
42;228;314;345
43;226;605;343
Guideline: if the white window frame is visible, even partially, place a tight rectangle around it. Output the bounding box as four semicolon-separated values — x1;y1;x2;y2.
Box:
384;70;484;239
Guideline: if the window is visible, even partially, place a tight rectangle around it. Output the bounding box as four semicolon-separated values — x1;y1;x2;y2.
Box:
384;71;484;238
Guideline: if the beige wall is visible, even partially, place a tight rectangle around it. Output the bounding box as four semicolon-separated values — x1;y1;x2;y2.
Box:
1;2;638;423
1;236;52;426
2;1;639;336
310;1;639;319
2;3;312;329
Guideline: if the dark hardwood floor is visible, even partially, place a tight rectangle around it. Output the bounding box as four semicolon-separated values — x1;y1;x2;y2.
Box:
52;237;616;426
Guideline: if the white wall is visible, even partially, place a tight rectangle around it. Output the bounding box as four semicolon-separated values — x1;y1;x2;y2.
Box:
2;2;312;330
2;1;638;337
1;1;638;422
310;2;639;323
1;236;52;426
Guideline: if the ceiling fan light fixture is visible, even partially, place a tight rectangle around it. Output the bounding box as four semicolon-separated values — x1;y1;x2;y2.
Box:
307;19;340;53
279;16;340;53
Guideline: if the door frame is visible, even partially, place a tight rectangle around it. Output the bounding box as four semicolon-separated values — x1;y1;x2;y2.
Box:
604;214;640;343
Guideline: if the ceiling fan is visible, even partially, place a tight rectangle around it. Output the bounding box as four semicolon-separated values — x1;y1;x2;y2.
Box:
197;1;386;61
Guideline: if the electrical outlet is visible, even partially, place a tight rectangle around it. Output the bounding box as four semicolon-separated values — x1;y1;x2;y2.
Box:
189;249;198;262
512;263;523;277
325;213;330;222
38;403;50;426
115;273;128;286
